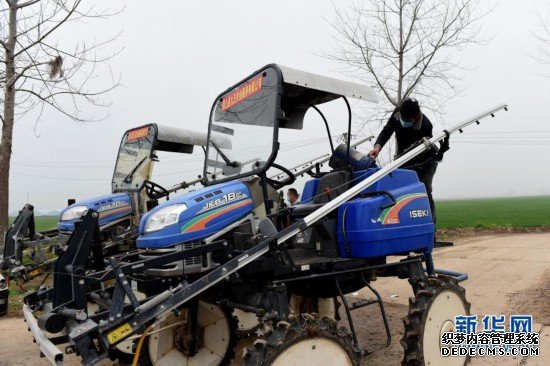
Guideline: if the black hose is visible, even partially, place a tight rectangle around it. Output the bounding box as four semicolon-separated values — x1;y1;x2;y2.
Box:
432;268;469;282
342;205;351;256
342;97;352;165
310;104;335;153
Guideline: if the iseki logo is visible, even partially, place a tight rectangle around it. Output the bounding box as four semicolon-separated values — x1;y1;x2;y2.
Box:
409;209;429;218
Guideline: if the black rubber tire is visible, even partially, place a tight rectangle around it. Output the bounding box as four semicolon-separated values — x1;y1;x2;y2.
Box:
243;313;359;366
400;275;471;366
138;303;238;366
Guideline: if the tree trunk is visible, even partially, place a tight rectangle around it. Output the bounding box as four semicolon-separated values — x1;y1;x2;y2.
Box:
0;2;17;248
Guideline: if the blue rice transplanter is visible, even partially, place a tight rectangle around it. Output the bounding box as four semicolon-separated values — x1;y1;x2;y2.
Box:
22;64;507;366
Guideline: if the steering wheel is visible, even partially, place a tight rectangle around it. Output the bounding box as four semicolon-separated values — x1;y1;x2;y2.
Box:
143;180;170;200
266;163;296;190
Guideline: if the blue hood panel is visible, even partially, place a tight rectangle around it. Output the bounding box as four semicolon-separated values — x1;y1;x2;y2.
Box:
58;193;133;232
137;181;253;249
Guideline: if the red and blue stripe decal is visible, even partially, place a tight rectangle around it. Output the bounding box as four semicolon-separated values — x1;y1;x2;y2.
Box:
181;198;253;233
379;193;426;225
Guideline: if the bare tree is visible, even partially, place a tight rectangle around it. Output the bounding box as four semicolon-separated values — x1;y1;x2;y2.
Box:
326;0;490;160
533;1;550;71
0;0;121;246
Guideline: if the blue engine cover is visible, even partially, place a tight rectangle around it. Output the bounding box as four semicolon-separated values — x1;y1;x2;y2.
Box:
337;168;435;258
137;180;254;249
58;193;133;232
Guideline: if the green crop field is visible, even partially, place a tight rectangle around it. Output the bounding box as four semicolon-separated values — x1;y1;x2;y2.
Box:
436;196;550;229
8;215;58;232
7;196;550;232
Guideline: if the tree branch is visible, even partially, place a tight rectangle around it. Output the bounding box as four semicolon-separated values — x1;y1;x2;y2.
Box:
326;0;491;130
17;0;41;9
14;0;82;58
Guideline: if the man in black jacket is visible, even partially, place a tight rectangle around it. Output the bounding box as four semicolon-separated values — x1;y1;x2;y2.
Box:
368;98;439;223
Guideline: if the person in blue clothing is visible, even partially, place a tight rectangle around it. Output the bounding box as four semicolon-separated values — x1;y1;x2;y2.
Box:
368;98;439;223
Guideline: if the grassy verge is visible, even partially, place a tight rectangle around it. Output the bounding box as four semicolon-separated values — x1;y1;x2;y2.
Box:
8;215;58;232
436;196;550;229
13;197;550;231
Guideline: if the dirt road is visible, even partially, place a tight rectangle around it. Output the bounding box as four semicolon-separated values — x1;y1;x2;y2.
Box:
0;233;548;365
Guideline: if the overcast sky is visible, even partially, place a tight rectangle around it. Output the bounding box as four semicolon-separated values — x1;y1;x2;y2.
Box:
7;0;550;212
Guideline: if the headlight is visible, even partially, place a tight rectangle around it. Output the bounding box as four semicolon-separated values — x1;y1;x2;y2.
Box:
60;205;88;221
145;204;187;233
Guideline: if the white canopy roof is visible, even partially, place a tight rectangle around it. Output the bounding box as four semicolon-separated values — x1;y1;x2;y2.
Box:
156;124;231;150
278;65;378;103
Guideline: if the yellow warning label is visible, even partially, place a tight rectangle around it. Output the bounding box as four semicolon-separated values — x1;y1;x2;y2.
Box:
107;322;133;344
28;269;42;278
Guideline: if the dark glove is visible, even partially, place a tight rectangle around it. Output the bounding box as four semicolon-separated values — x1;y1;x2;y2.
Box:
435;130;450;162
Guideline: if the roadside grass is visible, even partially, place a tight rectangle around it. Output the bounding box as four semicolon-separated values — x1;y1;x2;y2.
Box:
4;216;58;315
436;196;550;229
9;198;550;233
8;215;58;232
6;277;51;317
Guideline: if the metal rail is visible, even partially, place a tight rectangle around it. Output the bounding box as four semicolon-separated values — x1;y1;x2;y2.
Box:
23;304;63;365
164;136;375;193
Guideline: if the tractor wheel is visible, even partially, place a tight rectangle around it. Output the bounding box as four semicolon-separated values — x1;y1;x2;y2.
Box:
234;308;261;338
289;295;340;320
140;300;238;366
243;313;359;366
401;275;471;366
234;295;340;339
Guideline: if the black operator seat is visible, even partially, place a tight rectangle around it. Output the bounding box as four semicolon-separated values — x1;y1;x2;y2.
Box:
292;170;350;216
291;143;376;216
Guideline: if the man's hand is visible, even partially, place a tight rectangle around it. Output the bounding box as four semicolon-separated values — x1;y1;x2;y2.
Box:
368;144;381;158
